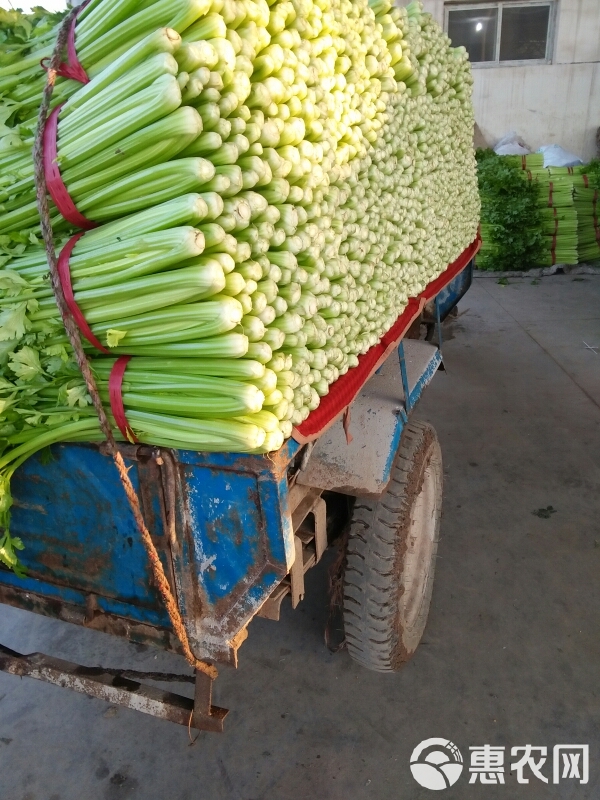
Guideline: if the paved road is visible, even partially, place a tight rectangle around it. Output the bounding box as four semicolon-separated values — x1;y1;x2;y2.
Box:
1;275;599;799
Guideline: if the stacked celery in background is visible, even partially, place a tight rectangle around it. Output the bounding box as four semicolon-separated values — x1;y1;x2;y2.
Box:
503;155;578;267
575;187;600;263
478;152;600;270
574;161;600;263
0;0;480;570
531;168;578;268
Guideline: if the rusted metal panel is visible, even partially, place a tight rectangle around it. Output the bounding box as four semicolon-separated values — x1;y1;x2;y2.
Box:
0;583;181;654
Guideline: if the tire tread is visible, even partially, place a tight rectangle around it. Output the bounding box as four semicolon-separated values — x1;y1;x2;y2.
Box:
342;419;442;672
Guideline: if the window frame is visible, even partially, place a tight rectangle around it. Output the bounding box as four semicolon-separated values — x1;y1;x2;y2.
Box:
444;1;557;68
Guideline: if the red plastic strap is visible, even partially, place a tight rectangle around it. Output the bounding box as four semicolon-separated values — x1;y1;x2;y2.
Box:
40;1;90;84
109;356;139;443
44;105;97;230
548;182;554;207
58;233;110;353
584;174;590;188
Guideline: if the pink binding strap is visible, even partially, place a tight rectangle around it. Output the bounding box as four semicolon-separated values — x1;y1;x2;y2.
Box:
44;105;97;230
58;233;110;354
40;0;90;84
109;356;139;443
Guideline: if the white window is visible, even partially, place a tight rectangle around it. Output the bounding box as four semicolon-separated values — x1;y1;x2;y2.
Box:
444;2;556;66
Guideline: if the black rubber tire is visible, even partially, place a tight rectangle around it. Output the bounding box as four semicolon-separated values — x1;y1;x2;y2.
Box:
343;419;443;672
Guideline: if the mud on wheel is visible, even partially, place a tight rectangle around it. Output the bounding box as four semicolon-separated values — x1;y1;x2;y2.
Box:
343;419;443;672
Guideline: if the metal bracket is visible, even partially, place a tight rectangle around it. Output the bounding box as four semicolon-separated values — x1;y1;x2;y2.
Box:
435;294;443;355
192;669;228;733
257;485;327;619
0;643;228;732
398;340;413;415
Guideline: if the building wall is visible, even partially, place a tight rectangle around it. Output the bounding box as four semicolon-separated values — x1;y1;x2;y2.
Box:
418;0;600;160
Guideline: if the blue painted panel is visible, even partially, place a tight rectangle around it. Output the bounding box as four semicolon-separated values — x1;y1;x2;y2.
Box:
9;444;167;613
381;409;406;488
182;467;270;604
380;347;442;486
177;448;297;591
0;439;300;661
170;449;296;658
408;349;443;410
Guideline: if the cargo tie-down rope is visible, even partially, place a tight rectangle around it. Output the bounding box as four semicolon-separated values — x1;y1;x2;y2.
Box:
33;4;217;682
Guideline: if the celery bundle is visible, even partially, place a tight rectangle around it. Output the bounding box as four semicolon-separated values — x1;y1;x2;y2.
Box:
574;188;600;263
0;0;480;571
573;162;600;263
523;171;578;267
503;153;545;172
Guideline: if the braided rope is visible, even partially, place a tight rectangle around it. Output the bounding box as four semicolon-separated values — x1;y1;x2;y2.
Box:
32;6;217;681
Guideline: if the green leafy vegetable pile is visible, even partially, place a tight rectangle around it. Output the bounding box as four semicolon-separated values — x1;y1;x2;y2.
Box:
476;149;545;272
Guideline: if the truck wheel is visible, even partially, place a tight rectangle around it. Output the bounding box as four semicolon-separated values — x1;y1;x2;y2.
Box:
343;420;443;672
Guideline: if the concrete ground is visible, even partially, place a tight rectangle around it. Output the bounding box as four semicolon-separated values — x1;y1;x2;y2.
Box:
1;275;600;800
